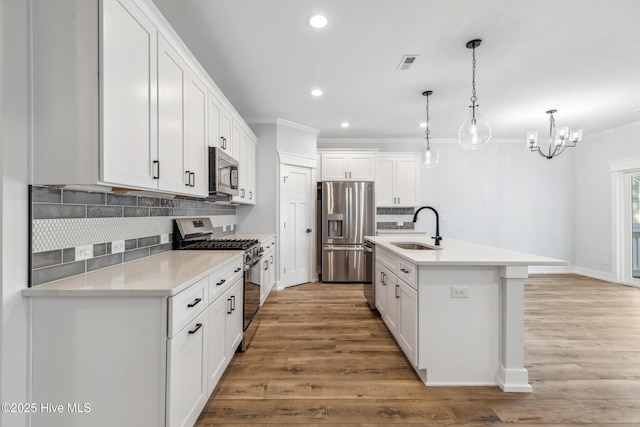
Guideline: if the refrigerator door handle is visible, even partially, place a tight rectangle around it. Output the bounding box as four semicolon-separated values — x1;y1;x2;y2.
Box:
323;246;364;251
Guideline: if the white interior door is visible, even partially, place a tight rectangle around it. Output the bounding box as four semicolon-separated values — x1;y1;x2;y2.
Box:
280;164;313;287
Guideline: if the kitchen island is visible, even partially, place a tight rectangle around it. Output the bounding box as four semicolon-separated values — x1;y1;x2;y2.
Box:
365;235;566;392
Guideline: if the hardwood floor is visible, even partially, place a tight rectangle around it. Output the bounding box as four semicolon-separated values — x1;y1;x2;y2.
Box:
195;275;640;425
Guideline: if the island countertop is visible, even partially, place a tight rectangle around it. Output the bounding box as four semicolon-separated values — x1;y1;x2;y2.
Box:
23;250;244;297
365;235;567;267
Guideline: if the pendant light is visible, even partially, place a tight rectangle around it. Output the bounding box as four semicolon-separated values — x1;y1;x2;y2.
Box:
458;39;491;150
420;90;439;168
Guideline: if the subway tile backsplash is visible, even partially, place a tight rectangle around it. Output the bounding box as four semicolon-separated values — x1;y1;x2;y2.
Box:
30;186;237;286
376;206;415;231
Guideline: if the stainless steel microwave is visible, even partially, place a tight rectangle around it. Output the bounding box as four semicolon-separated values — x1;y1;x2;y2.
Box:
209;147;238;196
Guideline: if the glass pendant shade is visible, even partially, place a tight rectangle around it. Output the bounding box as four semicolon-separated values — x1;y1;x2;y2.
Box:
458;107;491;150
420;143;439;168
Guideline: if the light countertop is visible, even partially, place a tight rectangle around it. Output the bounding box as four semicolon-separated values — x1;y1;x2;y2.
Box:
365;235;567;267
23;250;244;297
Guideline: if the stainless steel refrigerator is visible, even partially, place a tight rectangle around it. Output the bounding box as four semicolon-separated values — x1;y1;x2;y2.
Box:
321;181;375;282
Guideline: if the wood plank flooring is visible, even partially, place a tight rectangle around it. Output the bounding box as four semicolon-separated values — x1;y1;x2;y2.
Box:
195;275;640;425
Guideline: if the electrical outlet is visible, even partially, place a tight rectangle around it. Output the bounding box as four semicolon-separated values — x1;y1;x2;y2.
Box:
160;234;169;244
451;286;469;298
603;256;610;265
112;240;125;254
75;244;93;261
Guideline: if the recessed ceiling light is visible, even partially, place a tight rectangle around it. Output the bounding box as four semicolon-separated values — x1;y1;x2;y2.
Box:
340;122;350;128
419;122;427;128
310;88;323;97
308;14;329;29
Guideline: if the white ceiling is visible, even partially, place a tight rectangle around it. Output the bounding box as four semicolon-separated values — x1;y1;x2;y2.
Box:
152;0;640;140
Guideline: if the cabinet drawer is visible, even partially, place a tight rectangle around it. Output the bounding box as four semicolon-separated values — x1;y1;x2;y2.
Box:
376;247;396;272
398;260;417;290
261;237;276;252
168;277;208;337
208;256;244;303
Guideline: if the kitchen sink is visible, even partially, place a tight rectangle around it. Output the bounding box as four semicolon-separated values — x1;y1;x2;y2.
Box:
391;242;442;250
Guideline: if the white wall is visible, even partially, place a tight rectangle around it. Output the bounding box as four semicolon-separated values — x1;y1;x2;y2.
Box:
236;123;278;233
319;138;576;267
574;121;640;280
276;119;318;159
1;0;30;426
237;119;318;235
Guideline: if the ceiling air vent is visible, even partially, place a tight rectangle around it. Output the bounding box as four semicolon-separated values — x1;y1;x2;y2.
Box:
397;54;419;71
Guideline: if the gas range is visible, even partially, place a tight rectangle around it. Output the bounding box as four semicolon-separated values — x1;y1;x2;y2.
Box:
173;217;263;352
173;218;262;266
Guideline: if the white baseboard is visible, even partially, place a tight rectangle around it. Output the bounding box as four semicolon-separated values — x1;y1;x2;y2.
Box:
527;265;574;275
574;266;616;283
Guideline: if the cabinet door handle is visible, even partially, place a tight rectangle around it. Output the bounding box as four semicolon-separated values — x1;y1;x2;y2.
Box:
188;323;203;335
216;279;226;286
349;171;352;179
401;268;409;274
264;260;269;271
153;160;160;179
190;172;195;187
270;255;273;264
220;137;226;149
380;271;385;285
227;298;232;314
231;295;236;311
249;191;253;200
397;197;400;204
234;267;241;273
241;189;245;198
187;297;202;308
395;284;400;299
185;171;191;186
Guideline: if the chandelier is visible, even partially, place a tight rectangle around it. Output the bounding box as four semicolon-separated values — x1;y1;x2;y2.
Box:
419;90;438;168
526;109;582;159
458;39;491;150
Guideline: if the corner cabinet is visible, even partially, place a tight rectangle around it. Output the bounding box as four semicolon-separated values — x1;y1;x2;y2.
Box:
31;0;256;199
319;152;376;181
375;154;420;207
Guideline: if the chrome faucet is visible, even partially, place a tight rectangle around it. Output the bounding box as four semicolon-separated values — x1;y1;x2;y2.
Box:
412;206;442;246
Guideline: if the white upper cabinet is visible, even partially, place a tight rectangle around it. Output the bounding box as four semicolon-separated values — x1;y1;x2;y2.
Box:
375;154;420;207
320;152;376;181
31;0;256;200
232;127;257;205
101;0;158;189
157;34;188;194
207;91;233;156
185;72;208;196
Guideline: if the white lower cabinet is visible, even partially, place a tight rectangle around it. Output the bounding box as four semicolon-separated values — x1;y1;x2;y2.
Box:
167;311;208;427
375;248;419;367
28;255;244;427
259;237;277;305
396;279;418;366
